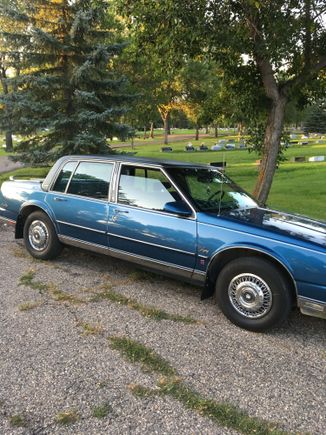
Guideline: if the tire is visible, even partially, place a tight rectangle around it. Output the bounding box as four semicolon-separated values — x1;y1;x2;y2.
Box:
215;257;292;332
23;211;63;260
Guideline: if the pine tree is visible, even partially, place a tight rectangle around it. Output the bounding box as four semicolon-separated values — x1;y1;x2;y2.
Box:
303;101;326;135
0;0;131;163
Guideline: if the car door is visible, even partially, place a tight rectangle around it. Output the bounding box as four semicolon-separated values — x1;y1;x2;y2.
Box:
108;164;197;277
46;160;114;247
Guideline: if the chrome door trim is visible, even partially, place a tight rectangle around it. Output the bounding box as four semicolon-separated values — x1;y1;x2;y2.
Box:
107;231;196;255
57;220;107;234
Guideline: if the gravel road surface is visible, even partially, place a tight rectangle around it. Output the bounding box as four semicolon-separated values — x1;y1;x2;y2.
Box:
0;221;325;434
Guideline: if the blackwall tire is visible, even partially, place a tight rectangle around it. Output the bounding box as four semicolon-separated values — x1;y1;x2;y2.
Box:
23;211;63;260
215;257;292;332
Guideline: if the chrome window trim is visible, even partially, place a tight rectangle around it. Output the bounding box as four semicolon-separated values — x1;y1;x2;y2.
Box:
207;245;298;297
49;160;78;192
49;159;116;202
115;163;197;220
107;231;196;255
57;220;107;234
200;221;326;256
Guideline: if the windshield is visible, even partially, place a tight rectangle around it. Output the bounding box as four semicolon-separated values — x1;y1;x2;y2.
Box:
168;167;257;214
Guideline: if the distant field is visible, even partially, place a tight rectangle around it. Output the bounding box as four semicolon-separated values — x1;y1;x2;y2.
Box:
121;136;326;221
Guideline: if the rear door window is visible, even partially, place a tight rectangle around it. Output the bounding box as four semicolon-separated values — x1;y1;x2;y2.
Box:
66;162;113;200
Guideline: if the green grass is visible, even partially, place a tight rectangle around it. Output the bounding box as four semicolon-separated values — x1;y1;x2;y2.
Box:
109;336;176;376
19;270;49;294
126;138;326;220
0;166;50;186
55;410;79;425
9;414;27;428
91;402;112;418
91;285;197;324
111;336;287;435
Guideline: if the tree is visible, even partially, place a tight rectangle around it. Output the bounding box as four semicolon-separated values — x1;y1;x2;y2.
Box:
117;0;326;204
303;101;326;134
0;0;22;152
0;0;131;163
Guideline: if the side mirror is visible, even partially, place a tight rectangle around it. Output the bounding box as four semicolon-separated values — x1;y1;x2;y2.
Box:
164;201;192;217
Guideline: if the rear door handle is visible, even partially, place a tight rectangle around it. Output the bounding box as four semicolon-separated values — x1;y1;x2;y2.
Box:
53;197;68;202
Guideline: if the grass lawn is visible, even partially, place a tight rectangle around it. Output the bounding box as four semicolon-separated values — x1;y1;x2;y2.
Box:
125;137;326;221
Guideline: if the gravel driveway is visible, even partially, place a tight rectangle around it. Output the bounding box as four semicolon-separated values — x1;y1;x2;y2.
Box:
0;221;325;434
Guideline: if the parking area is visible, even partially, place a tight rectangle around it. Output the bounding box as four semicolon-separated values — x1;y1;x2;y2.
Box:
0;221;325;434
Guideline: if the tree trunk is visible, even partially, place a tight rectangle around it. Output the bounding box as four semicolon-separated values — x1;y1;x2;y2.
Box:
253;96;287;205
150;122;154;138
167;115;171;135
5;130;13;152
214;124;218;138
143;125;147;139
195;125;199;141
163;114;169;144
205;125;209;134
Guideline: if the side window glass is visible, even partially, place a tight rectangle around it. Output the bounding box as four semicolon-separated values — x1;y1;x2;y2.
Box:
67;162;113;199
52;162;77;193
118;165;183;211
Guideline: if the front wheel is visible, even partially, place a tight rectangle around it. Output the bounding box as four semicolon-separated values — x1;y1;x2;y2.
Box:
215;257;292;332
23;211;63;260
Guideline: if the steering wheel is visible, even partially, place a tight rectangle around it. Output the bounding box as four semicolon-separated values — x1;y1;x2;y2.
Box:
207;189;225;202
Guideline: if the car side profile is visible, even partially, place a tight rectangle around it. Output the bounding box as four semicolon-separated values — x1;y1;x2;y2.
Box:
0;155;325;331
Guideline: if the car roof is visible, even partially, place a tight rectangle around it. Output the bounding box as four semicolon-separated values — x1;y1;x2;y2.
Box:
59;154;209;168
41;154;215;191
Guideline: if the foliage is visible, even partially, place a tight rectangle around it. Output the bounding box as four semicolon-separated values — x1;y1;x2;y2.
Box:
116;0;326;203
0;0;132;163
303;100;326;134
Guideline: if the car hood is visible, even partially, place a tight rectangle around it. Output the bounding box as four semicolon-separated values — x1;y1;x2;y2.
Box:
220;208;326;249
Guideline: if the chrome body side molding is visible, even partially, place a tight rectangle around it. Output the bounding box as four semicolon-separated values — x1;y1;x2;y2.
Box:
298;296;326;320
58;235;205;284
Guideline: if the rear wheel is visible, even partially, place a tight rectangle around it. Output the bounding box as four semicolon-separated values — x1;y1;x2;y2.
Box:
215;257;292;332
23;211;63;260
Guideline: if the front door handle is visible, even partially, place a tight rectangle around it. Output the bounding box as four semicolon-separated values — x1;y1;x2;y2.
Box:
53;197;68;202
113;209;129;214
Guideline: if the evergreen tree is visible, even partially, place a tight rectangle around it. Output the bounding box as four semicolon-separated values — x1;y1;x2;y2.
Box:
0;0;131;163
303;101;326;134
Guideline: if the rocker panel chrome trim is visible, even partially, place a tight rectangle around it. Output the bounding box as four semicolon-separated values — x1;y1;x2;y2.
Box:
298;296;326;320
58;235;200;281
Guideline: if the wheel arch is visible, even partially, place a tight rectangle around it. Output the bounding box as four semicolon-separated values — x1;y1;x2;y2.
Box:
15;203;57;239
204;246;297;303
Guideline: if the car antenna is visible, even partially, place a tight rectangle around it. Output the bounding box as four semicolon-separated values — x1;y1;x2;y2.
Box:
217;152;225;216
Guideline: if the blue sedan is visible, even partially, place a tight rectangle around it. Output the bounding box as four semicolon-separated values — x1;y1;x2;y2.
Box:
0;155;325;331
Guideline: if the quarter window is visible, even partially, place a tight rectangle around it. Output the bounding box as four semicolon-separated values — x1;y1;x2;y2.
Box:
67;162;113;200
118;165;184;211
52;161;77;193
